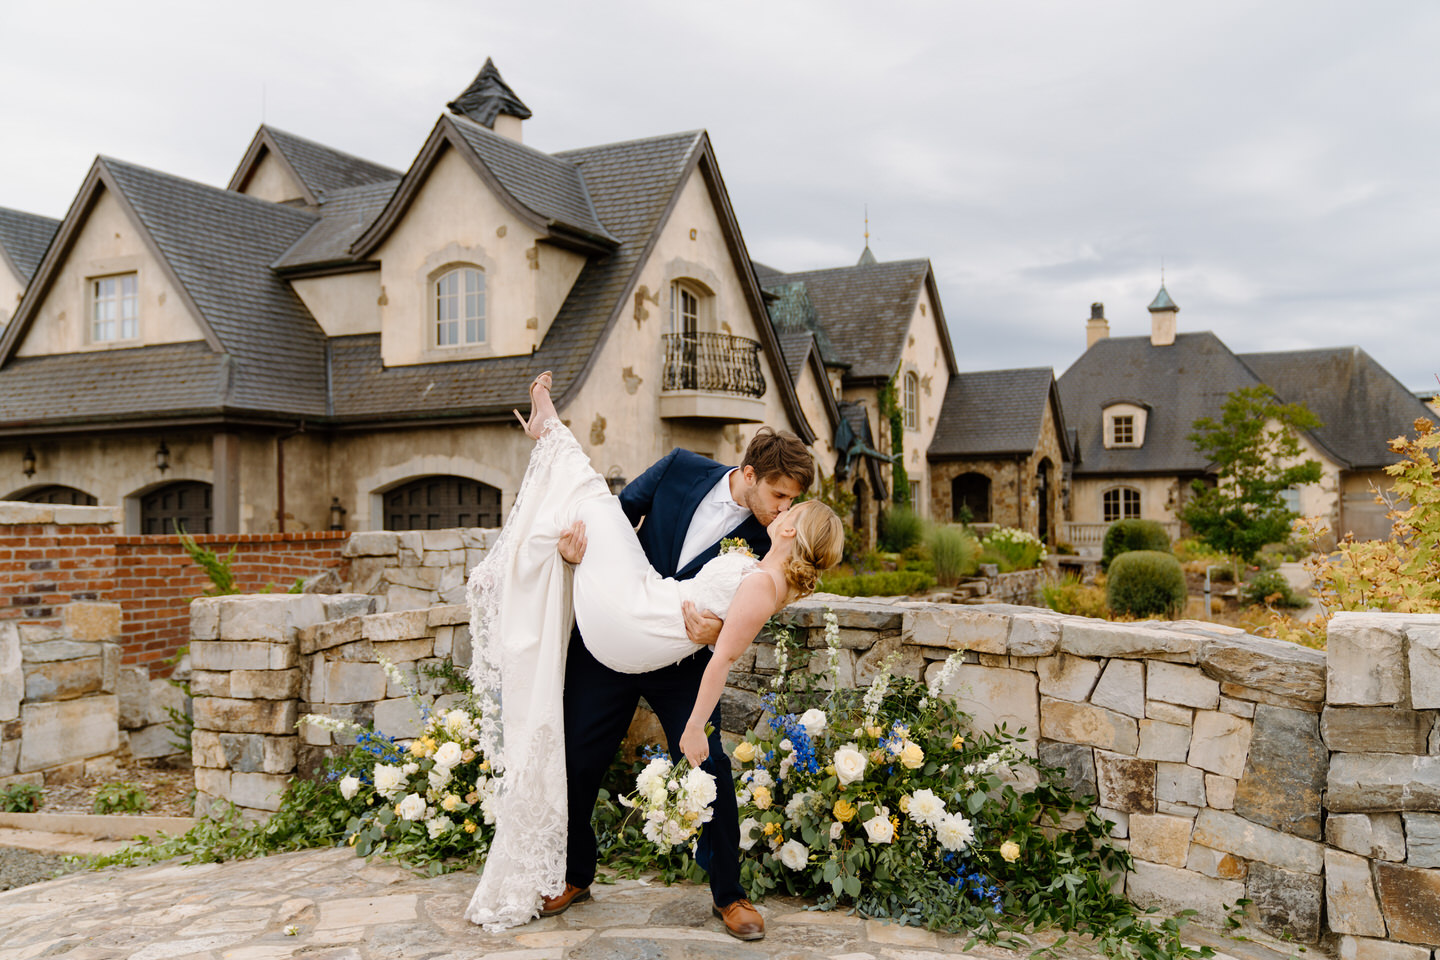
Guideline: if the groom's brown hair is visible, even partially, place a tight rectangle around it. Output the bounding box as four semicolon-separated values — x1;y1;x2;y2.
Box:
742;427;815;490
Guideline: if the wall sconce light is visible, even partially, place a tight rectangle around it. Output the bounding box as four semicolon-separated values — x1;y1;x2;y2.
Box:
22;445;36;478
605;470;628;496
329;497;347;531
155;440;170;474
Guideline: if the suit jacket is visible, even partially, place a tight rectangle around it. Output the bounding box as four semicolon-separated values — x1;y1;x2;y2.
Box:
619;449;771;581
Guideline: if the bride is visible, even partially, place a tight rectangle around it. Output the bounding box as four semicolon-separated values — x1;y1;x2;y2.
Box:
463;373;844;930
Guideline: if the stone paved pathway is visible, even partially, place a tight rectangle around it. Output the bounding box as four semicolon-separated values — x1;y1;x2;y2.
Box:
0;846;1297;960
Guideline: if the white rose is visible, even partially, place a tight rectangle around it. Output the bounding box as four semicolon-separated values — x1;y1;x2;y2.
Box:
434;741;463;768
395;793;426;821
748;768;774;790
402;762;419;775
339;776;360;800
862;808;894;844
832;745;868;786
830;821;844;841
778;839;809;871
682;767;717;808
779;739;793;752
935;813;975;852
428;765;452;792
426;816;453;839
738;816;762;851
373;764;405;799
799;708;828;737
907;788;946;827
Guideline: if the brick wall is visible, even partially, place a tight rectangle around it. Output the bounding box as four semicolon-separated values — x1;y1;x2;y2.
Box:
0;504;120;627
112;532;348;671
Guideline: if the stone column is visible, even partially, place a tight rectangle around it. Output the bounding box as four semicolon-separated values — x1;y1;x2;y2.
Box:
212;432;242;534
189;593;328;819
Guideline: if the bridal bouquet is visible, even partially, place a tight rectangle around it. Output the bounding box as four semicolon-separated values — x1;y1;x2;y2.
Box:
617;752;718;850
300;658;497;872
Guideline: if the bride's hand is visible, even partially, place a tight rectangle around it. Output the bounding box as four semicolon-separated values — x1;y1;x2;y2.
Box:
679;723;709;767
557;521;587;564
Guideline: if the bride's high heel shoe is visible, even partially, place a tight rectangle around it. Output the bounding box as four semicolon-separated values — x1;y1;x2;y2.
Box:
513;371;554;440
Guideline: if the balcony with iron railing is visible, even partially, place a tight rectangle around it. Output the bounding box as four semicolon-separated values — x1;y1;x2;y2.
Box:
658;332;768;422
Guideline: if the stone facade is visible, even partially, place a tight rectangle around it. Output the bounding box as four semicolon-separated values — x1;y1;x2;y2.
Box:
340;528;493;613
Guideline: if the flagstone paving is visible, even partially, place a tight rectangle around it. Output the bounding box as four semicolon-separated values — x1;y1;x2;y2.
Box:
0;846;1295;960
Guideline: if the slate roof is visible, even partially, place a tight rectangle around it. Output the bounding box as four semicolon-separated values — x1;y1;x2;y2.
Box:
1057;332;1264;476
1238;346;1431;470
450;116;616;245
765;280;844;369
448;58;532;128
263;127;402;198
759;259;932;379
273;180;397;271
775;330;814;381
327;131;704;421
0;206;60;282
929;367;1063;459
0;342;228;426
0;157;328;426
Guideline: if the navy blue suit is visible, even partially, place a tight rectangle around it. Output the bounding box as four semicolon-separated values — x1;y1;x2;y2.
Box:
563;449;770;905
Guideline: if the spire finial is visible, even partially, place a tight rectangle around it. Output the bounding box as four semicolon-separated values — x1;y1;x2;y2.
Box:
864;204;869;246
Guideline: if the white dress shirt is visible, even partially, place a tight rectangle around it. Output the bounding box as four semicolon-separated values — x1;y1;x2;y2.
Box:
677;468;753;570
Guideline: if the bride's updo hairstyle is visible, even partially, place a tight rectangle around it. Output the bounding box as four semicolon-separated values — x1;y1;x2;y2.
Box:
782;501;845;600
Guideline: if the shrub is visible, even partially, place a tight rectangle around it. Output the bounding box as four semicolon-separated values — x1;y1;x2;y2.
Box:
926;524;977;587
818;570;935;597
1039;574;1108;618
0;782;42;812
1101;519;1172;572
1106;550;1187;618
1241;570;1307;608
94;782;151;815
979;527;1046;572
878;507;925;553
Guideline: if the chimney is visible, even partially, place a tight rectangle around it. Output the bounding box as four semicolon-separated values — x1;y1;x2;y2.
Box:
1086;302;1109;350
1148;285;1179;346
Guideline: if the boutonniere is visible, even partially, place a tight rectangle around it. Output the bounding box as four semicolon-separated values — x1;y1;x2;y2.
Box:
720;537;755;559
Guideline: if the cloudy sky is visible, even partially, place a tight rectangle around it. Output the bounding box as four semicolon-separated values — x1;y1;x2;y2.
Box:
3;1;1436;389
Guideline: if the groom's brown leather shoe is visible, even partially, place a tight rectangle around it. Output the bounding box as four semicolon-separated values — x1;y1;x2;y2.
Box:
539;883;590;917
713;898;765;940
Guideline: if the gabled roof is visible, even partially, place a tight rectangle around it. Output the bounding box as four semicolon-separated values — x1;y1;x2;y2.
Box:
272;180;397;273
1056;332;1264;476
770;329;841;436
765;280;844;368
351;114;618;258
448;58;532;128
759;258;956;381
1239;346;1431;470
929;367;1071;461
0;207;60;282
227;126;402;206
0;156;327;427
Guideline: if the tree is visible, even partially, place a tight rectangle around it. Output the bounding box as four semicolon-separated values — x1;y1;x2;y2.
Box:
1178;385;1322;563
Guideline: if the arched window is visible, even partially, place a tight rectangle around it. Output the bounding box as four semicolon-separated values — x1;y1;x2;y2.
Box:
140;481;212;534
434;266;486;347
20;485;98;506
903;371;920;431
951;473;990;523
1102;487;1142;522
384;476;502;531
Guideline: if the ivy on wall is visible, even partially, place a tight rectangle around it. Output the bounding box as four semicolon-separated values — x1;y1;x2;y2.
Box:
879;370;909;506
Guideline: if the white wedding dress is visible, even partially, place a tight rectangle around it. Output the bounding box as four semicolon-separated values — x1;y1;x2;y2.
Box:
463;418;761;930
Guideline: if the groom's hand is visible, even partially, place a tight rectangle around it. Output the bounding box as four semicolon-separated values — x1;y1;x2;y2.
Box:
558;521;587;564
682;602;723;646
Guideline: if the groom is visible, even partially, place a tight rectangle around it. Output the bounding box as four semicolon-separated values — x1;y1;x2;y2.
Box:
547;426;814;941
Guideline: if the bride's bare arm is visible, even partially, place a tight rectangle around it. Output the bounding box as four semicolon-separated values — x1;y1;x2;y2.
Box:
678;574;780;765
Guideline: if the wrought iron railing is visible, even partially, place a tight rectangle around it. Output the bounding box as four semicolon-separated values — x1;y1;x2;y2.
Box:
661;332;766;397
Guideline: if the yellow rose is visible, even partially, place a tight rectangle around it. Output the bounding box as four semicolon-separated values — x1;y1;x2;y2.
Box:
462;749;476;762
899;794;912;814
463;820;478;834
733;741;756;763
865;725;883;739
441;794;461;812
833;798;857;823
752;785;773;810
1000;840;1021;862
952;734;966;750
899;741;925;770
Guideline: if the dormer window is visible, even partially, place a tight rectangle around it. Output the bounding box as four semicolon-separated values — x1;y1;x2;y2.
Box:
435;266;485;347
1103;402;1148;449
903;370;920;431
91;273;138;342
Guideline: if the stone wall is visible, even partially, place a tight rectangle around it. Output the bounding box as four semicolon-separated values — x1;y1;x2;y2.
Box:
340;529;492;613
189;587;1440;951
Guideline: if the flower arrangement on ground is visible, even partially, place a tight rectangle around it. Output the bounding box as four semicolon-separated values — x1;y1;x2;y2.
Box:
299;657;497;875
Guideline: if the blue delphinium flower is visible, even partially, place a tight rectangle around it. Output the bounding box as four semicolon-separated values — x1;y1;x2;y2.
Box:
941;851;1003;911
768;713;820;777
